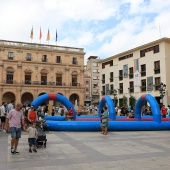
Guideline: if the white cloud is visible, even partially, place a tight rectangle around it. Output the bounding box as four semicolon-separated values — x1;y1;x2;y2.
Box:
0;0;170;64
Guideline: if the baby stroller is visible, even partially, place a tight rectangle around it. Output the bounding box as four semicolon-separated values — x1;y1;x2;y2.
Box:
35;121;47;148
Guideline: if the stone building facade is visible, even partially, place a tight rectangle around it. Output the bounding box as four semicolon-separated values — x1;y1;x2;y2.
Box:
0;40;85;110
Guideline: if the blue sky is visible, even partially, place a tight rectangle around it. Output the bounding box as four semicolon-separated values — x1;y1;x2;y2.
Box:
0;0;170;63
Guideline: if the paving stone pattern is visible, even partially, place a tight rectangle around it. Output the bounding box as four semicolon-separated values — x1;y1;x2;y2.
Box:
1;131;170;170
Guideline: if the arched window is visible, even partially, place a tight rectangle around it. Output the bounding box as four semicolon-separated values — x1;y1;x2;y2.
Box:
24;69;32;84
40;69;48;85
72;71;78;86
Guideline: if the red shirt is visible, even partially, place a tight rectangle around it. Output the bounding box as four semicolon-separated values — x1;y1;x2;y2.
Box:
29;111;36;121
68;109;73;117
161;107;167;115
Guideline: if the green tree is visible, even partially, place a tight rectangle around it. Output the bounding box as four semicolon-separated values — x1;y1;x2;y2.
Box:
129;95;137;108
123;95;128;107
113;96;118;107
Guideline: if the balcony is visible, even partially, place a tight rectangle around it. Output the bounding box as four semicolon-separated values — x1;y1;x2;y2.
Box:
129;73;133;79
154;84;160;90
71;82;80;86
109;90;114;95
101;79;105;84
72;61;78;65
110;77;113;82
154;68;160;74
3;80;83;87
119;76;123;81
141;71;146;77
119;89;123;94
141;86;146;92
101;91;105;95
25;80;31;84
56;59;62;63
6;80;14;84
128;87;134;93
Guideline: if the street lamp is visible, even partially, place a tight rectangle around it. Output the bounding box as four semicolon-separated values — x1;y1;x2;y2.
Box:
113;89;117;105
159;82;166;105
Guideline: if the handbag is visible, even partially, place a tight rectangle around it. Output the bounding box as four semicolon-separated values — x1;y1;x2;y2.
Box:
102;118;107;123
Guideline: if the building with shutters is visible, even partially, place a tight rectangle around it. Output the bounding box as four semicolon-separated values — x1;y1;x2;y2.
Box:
98;37;170;107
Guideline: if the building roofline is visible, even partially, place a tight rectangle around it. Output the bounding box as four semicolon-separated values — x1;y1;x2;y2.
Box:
87;56;98;60
0;39;85;54
98;37;170;63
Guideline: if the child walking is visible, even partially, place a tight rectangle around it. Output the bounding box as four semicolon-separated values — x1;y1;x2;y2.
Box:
26;122;38;153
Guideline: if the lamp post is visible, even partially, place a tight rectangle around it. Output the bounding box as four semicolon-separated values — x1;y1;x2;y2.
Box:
113;89;117;106
159;82;166;106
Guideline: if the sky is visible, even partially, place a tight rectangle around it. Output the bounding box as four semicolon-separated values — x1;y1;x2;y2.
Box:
0;0;170;63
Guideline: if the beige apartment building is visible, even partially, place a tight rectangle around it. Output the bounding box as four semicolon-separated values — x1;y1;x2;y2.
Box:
84;65;92;106
0;39;85;110
86;56;101;106
99;37;170;107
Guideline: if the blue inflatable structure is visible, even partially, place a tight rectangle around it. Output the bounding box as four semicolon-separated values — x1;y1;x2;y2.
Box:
31;93;170;131
31;93;76;120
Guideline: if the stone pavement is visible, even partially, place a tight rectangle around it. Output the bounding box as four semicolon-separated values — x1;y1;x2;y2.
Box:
1;130;170;170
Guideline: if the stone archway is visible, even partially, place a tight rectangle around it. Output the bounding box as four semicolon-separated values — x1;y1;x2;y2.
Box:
69;93;79;106
21;92;33;105
2;92;15;104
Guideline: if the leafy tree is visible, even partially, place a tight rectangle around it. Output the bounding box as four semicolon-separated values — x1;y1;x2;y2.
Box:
129;95;137;108
113;96;118;107
123;95;128;107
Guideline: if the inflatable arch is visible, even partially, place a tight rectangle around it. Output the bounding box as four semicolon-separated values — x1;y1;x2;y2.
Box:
98;95;116;120
134;94;161;123
31;93;76;120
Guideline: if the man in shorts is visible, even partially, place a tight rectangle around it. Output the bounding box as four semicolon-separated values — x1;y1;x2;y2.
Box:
5;103;25;155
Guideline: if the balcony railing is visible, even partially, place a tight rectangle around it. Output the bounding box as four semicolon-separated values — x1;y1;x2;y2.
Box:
110;77;113;82
101;79;105;84
101;91;105;95
72;60;78;65
119;76;123;81
129;73;133;79
128;87;134;93
119;89;123;94
71;82;80;86
154;68;160;74
2;80;83;87
141;86;146;92
154;84;159;90
56;59;62;63
141;71;146;77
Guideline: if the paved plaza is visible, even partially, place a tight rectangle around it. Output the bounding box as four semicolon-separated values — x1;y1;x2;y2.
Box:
1;130;170;170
